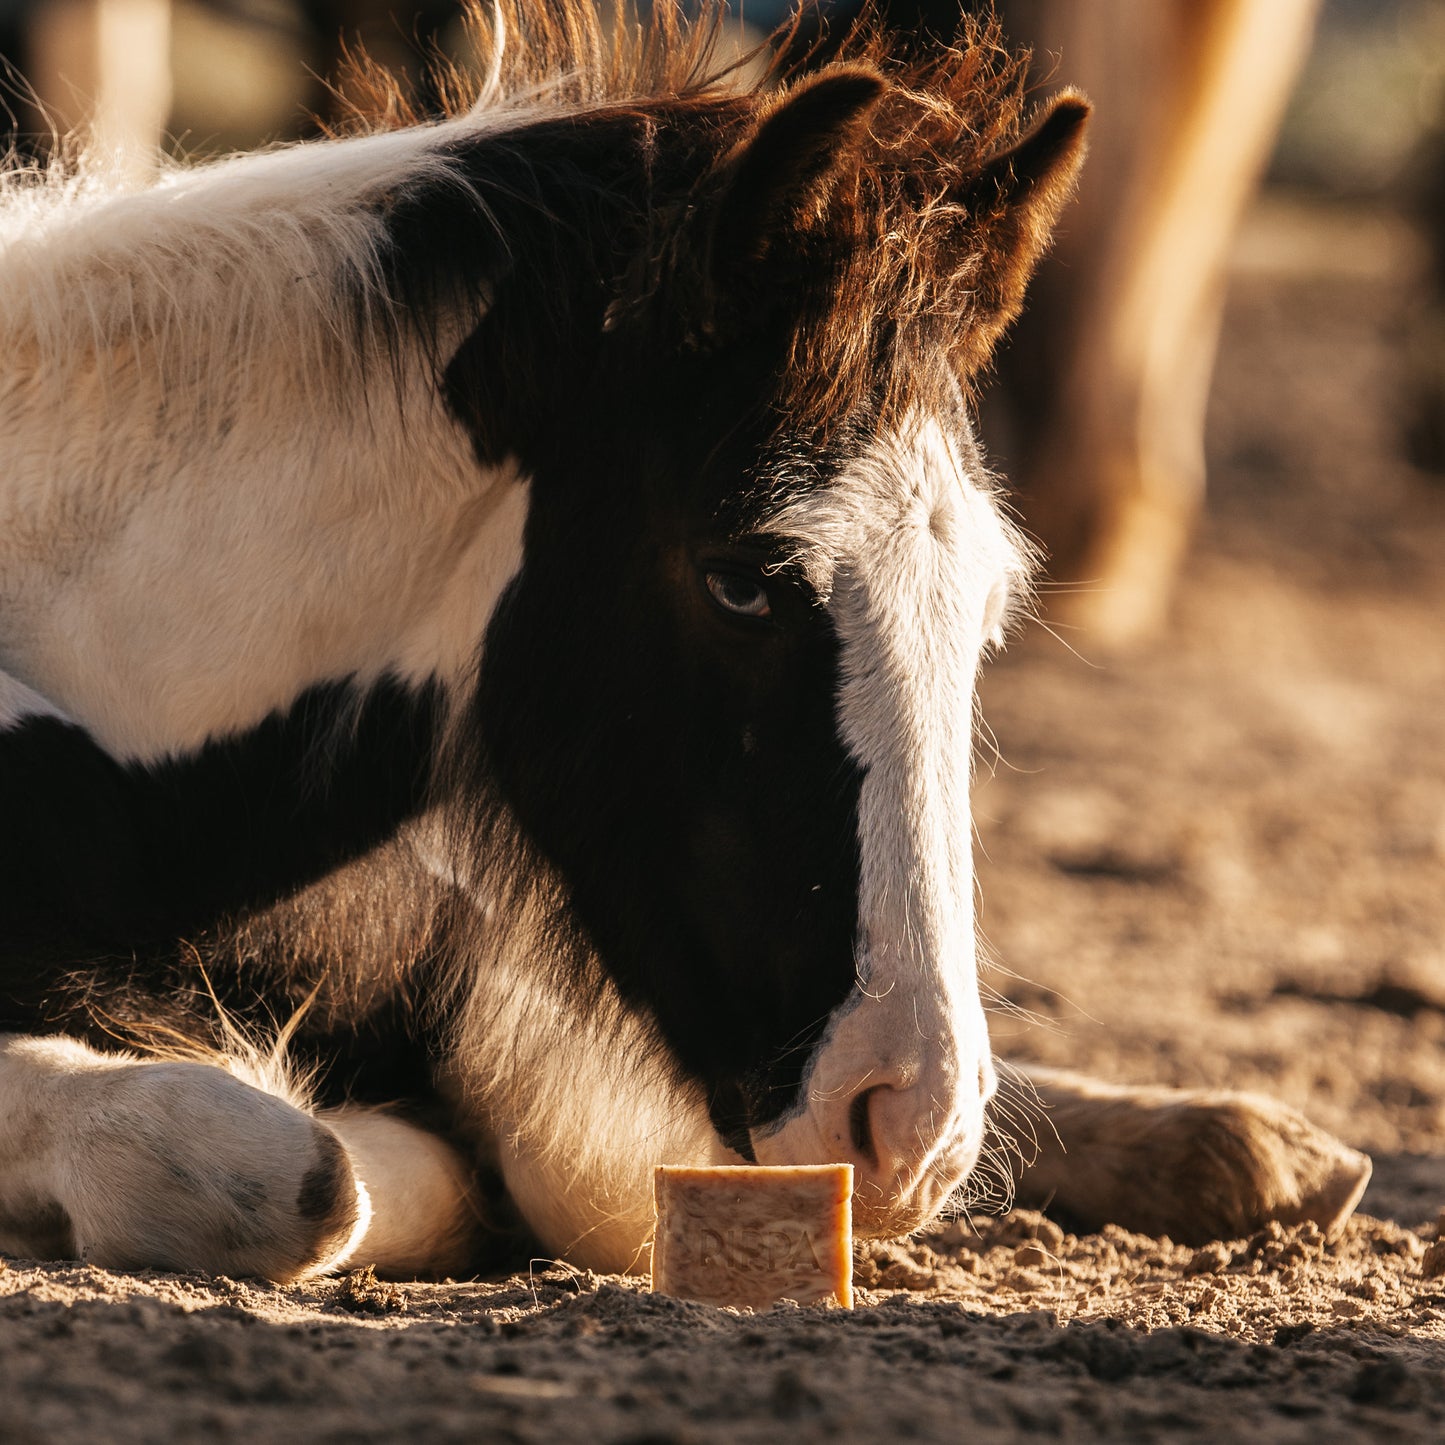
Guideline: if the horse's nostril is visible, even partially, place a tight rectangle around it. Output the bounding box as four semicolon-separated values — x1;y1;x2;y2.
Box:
849;1088;879;1172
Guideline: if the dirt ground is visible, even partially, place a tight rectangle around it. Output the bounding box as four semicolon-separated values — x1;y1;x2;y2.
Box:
4;198;1444;1442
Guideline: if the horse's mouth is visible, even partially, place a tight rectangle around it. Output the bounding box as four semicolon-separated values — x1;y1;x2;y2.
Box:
851;1197;933;1239
849;1163;970;1240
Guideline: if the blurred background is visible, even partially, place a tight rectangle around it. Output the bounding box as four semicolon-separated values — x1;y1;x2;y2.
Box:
1;0;1442;1219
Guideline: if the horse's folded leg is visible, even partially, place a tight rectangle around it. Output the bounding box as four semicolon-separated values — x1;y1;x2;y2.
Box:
0;1034;360;1283
320;1108;482;1279
992;1064;1372;1244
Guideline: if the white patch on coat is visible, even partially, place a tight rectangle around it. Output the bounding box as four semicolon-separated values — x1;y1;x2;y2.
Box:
0;121;531;763
0;1026;484;1281
407;817;737;1273
321;1107;481;1277
754;412;1032;1234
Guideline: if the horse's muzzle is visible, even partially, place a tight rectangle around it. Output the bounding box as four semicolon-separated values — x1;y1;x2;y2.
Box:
752;1047;997;1238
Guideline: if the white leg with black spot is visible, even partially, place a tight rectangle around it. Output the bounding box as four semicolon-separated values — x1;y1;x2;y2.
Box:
0;1034;360;1281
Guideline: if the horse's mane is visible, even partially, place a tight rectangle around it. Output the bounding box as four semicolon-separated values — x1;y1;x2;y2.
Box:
327;1;1023;152
325;0;748;129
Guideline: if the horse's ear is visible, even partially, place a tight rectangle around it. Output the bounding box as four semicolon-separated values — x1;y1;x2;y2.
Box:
956;90;1090;371
707;65;887;279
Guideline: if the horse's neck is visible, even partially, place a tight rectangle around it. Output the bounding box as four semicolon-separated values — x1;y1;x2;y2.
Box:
0;127;527;765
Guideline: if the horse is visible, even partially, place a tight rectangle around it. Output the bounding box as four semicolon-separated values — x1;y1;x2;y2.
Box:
0;2;1369;1282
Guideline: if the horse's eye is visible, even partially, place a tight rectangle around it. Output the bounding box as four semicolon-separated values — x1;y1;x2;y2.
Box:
705;570;772;620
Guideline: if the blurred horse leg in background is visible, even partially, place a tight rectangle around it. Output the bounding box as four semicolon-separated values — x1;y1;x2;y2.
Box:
22;0;172;177
4;0;461;170
986;0;1320;645
1405;86;1445;477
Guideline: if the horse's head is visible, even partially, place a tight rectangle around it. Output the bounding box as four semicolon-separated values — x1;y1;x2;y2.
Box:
444;37;1087;1263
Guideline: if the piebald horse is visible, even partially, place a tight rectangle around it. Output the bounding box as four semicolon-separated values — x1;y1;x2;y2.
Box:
0;3;1367;1280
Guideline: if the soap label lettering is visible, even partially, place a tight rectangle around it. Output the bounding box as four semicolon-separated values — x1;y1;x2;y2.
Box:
689;1224;826;1273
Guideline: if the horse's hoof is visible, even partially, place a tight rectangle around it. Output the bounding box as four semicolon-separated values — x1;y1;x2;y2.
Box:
66;1062;361;1282
1007;1069;1373;1244
1162;1092;1372;1242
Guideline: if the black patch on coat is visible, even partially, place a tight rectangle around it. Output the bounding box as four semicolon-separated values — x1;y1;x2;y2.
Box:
465;368;865;1139
296;1128;353;1223
0;676;440;1027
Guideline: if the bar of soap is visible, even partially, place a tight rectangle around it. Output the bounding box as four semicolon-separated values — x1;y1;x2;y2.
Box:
651;1164;853;1310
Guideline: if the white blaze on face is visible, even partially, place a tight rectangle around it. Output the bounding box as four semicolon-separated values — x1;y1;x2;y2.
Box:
755;413;1029;1232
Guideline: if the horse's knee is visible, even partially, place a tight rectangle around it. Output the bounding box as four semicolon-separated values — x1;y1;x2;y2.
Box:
66;1062;362;1282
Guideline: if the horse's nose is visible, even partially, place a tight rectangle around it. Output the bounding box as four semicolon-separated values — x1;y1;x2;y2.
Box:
820;1055;997;1200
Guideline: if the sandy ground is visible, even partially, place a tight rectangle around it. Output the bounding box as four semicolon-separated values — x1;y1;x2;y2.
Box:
4;199;1444;1442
